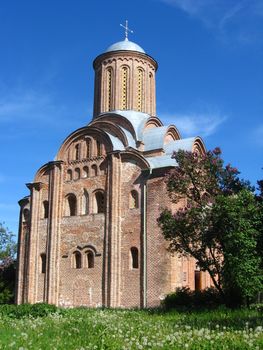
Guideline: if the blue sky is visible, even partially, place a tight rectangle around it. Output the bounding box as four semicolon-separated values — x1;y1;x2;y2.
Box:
0;0;262;234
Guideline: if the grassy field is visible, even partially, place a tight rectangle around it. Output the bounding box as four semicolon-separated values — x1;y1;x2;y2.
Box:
0;307;262;349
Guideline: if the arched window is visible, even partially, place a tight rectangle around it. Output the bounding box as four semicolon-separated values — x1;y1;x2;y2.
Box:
67;169;73;181
149;72;154;115
73;251;82;269
75;168;81;180
81;190;89;215
86;138;92;158
99;163;106;175
106;67;112;111
96;140;102;156
87;251;94;268
91;164;98;177
131;247;139;269
23;208;30;223
121;66;128;110
137;68;144;112
65;194;77;216
94;191;105;214
75;144;80;160
83;166;89;178
129;190;139;209
43;200;49;219
40;253;46;273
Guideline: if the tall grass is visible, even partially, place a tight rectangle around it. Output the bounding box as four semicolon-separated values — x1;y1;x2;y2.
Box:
0;306;262;349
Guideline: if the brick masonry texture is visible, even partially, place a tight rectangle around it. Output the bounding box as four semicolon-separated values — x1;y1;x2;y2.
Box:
16;39;212;308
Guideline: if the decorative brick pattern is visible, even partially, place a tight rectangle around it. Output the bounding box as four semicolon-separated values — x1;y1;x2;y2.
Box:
16;39;212;308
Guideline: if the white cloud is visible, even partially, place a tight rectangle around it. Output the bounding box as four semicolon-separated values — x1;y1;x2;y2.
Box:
0;87;91;130
0;90;51;122
219;1;245;29
162;0;213;16
161;0;263;44
162;112;227;137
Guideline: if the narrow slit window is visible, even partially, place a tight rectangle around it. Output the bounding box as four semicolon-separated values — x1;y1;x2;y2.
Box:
129;190;139;209
131;247;139;269
96;140;102;156
83;166;89;178
149;72;153;114
73;251;82;269
65;194;77;216
91;164;98;177
67;169;73;181
23;208;30;223
87;251;94;268
43;200;49;219
121;66;128;110
94;191;105;214
82;190;89;215
40;253;46;273
75;144;80;160
137;68;143;112
86;139;91;158
75;168;81;180
106;68;112;111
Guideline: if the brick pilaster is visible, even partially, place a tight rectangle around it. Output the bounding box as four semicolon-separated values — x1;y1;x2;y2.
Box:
25;182;43;303
45;160;64;305
105;152;122;307
15;197;30;304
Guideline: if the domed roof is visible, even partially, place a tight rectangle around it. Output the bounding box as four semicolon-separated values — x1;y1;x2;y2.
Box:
105;38;145;54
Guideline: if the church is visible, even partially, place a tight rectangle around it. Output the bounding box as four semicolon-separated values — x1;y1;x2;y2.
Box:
16;26;212;308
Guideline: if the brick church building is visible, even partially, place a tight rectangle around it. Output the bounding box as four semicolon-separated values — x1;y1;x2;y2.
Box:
16;32;212;308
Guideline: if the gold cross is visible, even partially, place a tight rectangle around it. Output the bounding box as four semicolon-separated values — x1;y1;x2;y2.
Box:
120;20;133;40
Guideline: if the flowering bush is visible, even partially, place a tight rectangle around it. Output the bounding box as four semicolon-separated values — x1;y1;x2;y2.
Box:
158;148;263;307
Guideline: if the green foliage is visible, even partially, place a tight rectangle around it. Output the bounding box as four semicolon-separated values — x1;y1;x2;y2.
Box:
256;179;263;266
0;308;262;349
158;148;263;307
211;190;263;306
250;303;263;312
0;303;61;318
0;222;16;263
162;287;222;311
0;222;17;304
0;262;16;304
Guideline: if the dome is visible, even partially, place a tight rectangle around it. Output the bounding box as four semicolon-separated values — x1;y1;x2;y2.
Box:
105;38;145;54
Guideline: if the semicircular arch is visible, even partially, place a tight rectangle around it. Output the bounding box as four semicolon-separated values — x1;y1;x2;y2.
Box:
164;125;181;144
56;126;114;161
192;137;206;155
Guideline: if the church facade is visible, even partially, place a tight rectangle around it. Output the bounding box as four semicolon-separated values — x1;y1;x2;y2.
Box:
16;35;212;308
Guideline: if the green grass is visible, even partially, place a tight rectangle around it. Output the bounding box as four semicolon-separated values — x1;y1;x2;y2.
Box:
0;307;262;349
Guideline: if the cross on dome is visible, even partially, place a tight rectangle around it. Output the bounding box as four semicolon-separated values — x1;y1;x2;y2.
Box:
120;20;133;40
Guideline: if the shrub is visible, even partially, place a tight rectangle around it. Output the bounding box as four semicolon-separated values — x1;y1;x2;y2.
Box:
162;287;223;311
250;303;263;312
163;287;193;310
0;261;16;304
0;303;62;318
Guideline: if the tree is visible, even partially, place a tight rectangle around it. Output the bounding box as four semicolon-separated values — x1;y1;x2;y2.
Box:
0;222;16;263
158;148;263;307
0;222;17;304
211;190;262;306
257;179;263;200
256;179;263;269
